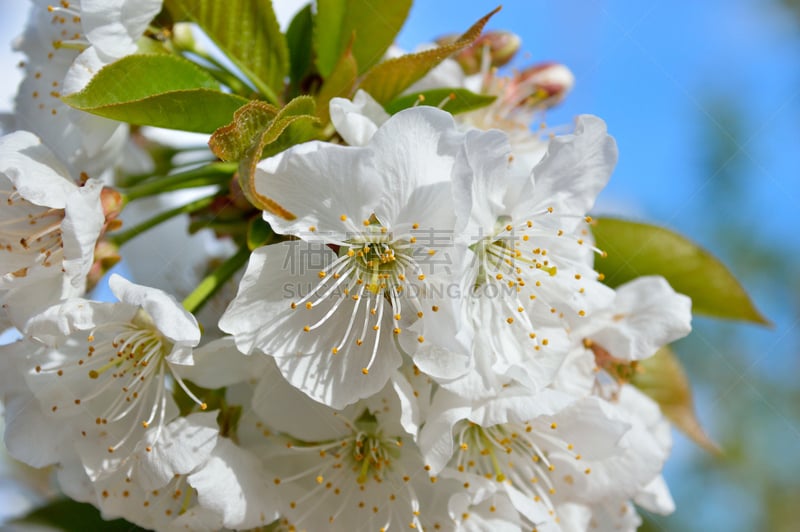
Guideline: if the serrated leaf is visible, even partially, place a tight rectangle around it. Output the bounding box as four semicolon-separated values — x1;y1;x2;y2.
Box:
287;4;315;88
315;0;411;77
14;499;147;531
358;7;501;103
209;101;280;161
62;54;248;133
385;88;497;115
210;97;320;215
169;0;288;102
631;346;722;455
592;218;769;325
316;45;358;123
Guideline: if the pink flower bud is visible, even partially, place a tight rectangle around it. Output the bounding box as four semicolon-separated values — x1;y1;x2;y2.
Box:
437;30;522;75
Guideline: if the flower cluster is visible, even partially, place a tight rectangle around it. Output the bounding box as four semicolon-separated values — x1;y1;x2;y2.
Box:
0;2;706;531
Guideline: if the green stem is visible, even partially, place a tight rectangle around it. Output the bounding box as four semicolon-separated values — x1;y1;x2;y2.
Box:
182;245;251;314
185;51;252;96
123;162;237;202
108;195;217;247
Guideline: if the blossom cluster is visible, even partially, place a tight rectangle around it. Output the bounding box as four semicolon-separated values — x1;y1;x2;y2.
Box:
1;1;696;531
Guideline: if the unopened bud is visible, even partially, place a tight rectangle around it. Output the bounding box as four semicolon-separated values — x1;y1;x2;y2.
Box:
87;240;121;291
516;62;574;108
171;22;197;51
100;187;124;232
437;30;522;75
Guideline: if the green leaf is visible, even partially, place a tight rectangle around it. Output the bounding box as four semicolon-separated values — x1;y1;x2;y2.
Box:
14;499;147;531
315;0;412;77
247;217;275;250
62;54;249;133
286;4;315;88
592;218;769;324
358;6;501;104
631;346;722;455
385;88;497;115
168;0;289;103
209;96;321;215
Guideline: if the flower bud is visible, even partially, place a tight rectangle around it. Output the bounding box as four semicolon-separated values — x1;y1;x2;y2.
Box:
87;240;121;290
171;22;197;51
515;62;574;108
437;30;522;75
100;186;124;232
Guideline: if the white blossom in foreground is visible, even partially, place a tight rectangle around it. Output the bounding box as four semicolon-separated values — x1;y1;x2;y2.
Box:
0;130;104;328
220;107;471;409
244;358;451;531
10;274;205;481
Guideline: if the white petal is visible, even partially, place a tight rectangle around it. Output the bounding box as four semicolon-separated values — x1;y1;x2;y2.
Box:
175;337;269;388
3;391;73;468
516;115;617;222
589;276;692;360
61;178;104;291
369;107;461;229
81;0;163;60
330;89;390;146
188;437;279;529
62;47;106;95
255;141;374;240
134;411;219;491
108;274;201;346
0;131;76;208
251;357;354;441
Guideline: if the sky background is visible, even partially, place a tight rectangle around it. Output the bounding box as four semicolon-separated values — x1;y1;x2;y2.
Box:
1;1;799;530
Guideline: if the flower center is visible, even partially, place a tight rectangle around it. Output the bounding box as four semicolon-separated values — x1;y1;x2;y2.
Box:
290;221;432;374
453;419;590;519
1;185;65;278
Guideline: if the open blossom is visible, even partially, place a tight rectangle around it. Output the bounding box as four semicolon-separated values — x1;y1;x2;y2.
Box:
0;130;104;328
220;107;472;409
9;274;205;481
12;0;162;176
554;275;693;399
414;115;617;401
419;385;668;531
242;358;451;531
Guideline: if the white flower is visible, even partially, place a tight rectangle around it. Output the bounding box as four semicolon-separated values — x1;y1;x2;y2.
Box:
247;358;452;531
16;274;204;480
12;0;161;176
419;384;667;530
414;116;617;401
84;411;279;532
580;276;692;362
0;130;104;329
220;107;471;408
554;275;692;399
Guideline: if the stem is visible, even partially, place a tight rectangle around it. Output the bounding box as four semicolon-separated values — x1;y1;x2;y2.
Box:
123;162;236;202
184;50;252;96
182;245;251;314
108;195;217;247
